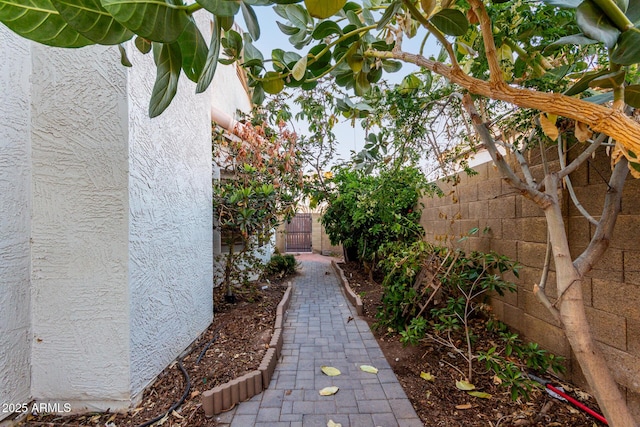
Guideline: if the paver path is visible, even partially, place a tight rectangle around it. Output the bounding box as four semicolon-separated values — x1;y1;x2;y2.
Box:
216;253;424;427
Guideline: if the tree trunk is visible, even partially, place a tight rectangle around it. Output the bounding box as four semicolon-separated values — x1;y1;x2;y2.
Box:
543;175;636;427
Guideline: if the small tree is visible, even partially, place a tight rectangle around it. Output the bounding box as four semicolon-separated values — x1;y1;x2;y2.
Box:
213;108;302;298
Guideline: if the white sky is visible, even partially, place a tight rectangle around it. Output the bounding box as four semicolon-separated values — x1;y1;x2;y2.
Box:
241;5;440;166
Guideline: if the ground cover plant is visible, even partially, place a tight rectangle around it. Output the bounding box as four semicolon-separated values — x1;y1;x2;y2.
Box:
374;240;566;400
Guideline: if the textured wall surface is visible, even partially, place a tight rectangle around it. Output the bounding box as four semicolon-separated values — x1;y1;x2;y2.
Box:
28;43;132;409
210;63;251;118
420;147;640;419
0;27;32;420
127;42;214;396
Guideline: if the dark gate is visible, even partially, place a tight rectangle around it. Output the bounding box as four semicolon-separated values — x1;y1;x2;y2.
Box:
285;213;312;252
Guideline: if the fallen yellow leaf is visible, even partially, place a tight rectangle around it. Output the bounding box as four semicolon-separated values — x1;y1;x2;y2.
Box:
468;391;492;399
327;420;342;427
420;372;434;381
360;365;379;374
455;380;476;391
321;366;341;376
319;386;339;396
456;403;473;410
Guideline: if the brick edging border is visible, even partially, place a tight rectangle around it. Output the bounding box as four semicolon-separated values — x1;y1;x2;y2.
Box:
331;260;363;316
201;280;294;417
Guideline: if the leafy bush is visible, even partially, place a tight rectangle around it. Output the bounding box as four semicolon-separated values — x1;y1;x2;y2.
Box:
376;239;565;400
319;166;436;268
264;253;298;279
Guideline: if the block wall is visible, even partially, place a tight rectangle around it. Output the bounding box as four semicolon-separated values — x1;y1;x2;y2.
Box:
420;146;640;414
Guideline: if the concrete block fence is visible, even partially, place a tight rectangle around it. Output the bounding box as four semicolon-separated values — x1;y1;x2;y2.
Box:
420;147;640;421
201;281;294;417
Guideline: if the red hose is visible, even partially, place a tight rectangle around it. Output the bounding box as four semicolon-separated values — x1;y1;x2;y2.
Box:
546;384;608;425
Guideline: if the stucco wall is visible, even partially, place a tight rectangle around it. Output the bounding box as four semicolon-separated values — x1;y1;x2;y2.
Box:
29;43;132;409
0;26;32;420
127;42;214;397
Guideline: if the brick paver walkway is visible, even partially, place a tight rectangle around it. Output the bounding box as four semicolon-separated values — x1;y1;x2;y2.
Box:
216;253;423;427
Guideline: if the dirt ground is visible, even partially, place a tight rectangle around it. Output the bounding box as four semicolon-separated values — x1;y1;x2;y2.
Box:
15;260;605;427
339;261;605;427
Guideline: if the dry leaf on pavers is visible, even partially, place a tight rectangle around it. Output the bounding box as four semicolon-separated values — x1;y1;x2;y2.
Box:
327;420;342;427
359;365;378;374
319;386;339;396
455;380;476;390
321;366;341;376
468;391;492;399
420;371;434;381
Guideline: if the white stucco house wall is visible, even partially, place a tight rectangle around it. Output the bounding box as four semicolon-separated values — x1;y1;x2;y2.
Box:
0;18;250;419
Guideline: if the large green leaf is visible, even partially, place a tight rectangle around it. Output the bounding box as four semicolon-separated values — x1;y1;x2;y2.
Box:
564;68;610;95
626;0;640;24
545;33;598;52
304;0;345;18
376;0;401;30
101;0;189;43
177;17;208;82
240;1;259;39
251;83;265;104
135;35;151;53
583;91;614;103
576;0;620;48
242;33;264;67
149;42;182;117
611;27;640;64
312;20;342;39
196;0;240;16
0;0;93;47
430;9;469;36
354;70;370;95
262;70;285;94
196;15;221;93
588;68;626;88
50;0;132;44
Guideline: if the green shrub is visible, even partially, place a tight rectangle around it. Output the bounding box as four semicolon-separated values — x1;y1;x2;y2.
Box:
264;253;298;279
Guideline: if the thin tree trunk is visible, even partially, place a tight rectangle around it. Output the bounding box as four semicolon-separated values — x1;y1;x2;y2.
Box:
543;174;635;427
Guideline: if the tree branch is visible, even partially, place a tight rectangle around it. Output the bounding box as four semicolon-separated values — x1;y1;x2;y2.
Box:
365;49;640;155
574;157;628;275
467;0;506;88
557;133;607;180
461;94;551;207
403;0;459;69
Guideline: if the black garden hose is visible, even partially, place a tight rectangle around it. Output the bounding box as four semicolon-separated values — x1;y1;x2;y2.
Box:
136;360;191;427
135;323;226;426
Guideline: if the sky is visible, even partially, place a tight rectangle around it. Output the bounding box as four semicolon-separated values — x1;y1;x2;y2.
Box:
239;5;440;166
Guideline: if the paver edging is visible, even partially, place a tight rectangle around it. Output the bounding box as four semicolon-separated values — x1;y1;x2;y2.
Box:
331;260;364;316
201;280;293;418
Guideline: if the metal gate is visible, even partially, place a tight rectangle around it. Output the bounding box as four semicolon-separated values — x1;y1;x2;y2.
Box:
285;213;312;252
